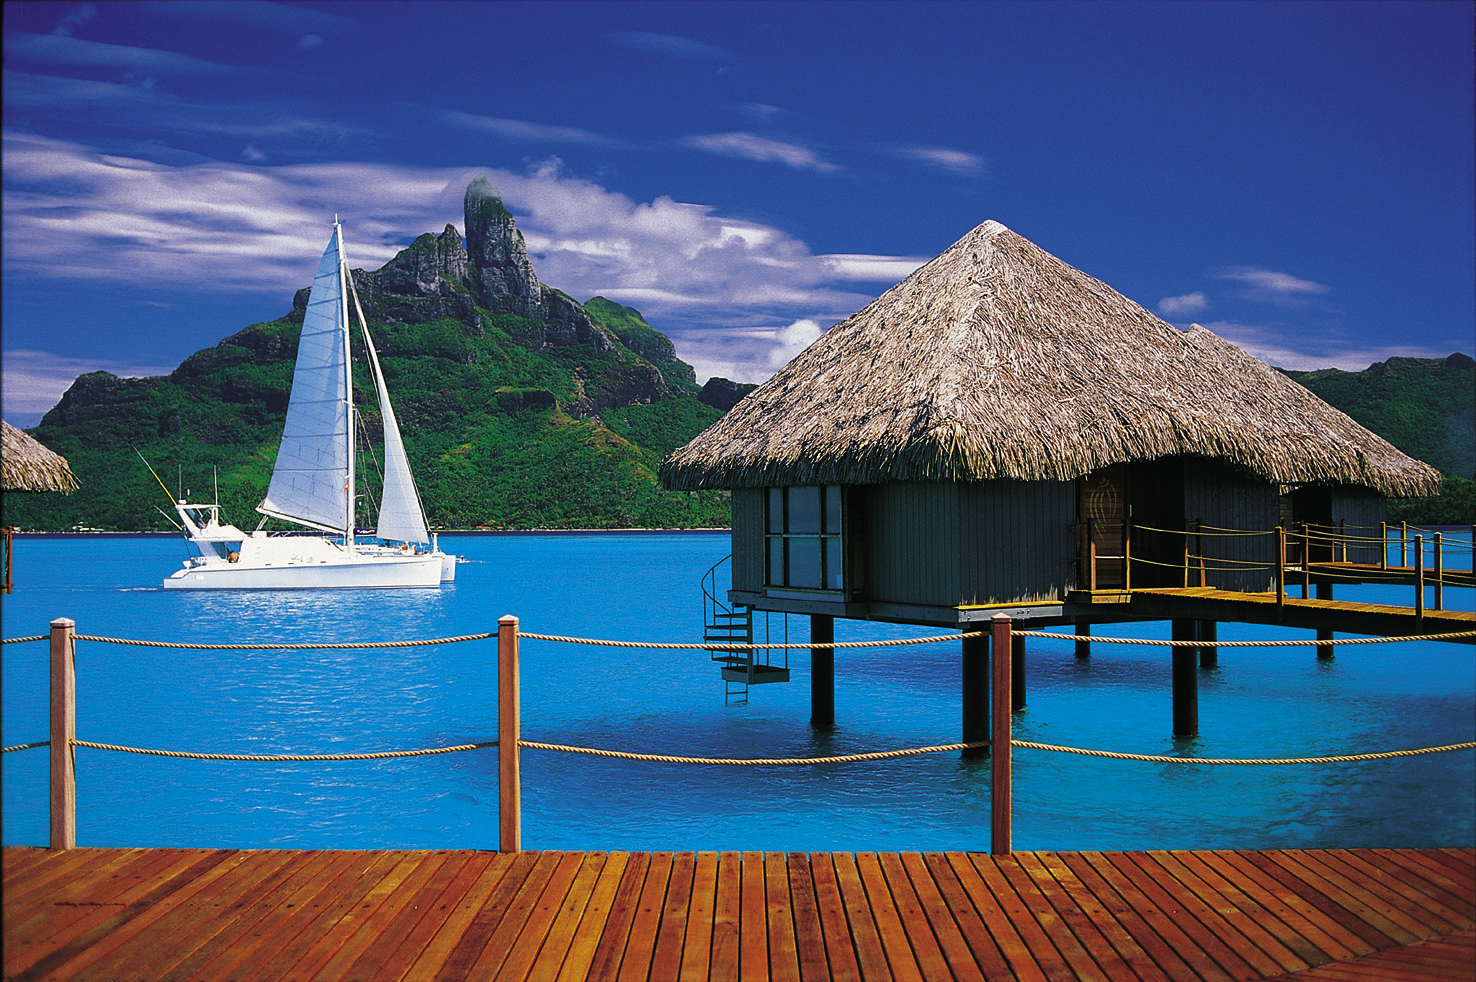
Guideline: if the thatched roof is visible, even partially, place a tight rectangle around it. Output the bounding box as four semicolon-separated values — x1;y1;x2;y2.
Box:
2;421;79;493
661;220;1440;498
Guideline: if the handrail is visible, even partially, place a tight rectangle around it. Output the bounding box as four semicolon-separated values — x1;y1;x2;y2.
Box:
14;616;1476;856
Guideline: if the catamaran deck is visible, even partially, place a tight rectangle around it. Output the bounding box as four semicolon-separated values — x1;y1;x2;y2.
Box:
5;845;1472;980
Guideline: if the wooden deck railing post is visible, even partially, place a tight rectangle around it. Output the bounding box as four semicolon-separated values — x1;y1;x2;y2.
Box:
498;614;521;853
1400;522;1408;568
50;618;76;851
1380;522;1388;570
1413;536;1424;624
1088;518;1097;592
1432;532;1443;612
1275;527;1286;608
1301;524;1311;598
990;614;1012;856
1123;522;1132;591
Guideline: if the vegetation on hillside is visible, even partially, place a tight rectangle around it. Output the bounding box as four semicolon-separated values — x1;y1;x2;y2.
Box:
1284;353;1474;526
2;303;729;532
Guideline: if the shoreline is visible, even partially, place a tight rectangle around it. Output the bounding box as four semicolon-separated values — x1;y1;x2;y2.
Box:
6;527;734;539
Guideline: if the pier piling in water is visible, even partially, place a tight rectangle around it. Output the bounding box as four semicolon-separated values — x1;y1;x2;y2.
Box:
961;629;989;757
810;614;834;729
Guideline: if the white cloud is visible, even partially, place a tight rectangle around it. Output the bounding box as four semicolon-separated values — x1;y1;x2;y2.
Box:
298;34;324;50
1;134;915;388
430;108;633;150
684;132;839;173
1;350;176;426
889;144;987;176
607;31;732;62
5;32;241;76
822;254;929;282
1216;266;1331;302
1158;291;1209;317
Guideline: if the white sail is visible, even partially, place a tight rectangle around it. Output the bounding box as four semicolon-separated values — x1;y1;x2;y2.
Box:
258;226;351;534
350;279;430;544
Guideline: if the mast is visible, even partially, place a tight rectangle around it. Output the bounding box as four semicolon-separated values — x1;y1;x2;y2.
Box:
337;220;356;551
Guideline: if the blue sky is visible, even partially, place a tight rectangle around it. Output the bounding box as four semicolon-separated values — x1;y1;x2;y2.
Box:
4;0;1473;426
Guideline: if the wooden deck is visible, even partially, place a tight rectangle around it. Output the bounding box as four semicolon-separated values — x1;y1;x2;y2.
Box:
1110;587;1476;641
4;846;1471;980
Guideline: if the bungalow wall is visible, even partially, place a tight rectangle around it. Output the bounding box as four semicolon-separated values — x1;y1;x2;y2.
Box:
1331;487;1386;565
1180;458;1280;592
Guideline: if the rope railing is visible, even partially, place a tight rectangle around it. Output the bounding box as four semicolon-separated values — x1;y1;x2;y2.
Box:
20;612;1476;856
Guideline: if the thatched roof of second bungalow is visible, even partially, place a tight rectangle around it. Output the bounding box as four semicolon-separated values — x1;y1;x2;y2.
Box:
2;420;79;494
660;220;1439;499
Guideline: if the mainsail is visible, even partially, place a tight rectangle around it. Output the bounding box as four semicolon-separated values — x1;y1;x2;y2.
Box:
258;226;352;534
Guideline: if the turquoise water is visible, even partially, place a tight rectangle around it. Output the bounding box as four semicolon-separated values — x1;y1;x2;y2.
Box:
3;532;1472;853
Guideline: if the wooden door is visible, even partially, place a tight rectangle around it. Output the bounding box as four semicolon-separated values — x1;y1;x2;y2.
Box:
1080;465;1126;589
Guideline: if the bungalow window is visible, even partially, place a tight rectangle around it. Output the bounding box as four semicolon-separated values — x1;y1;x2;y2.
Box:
766;486;843;591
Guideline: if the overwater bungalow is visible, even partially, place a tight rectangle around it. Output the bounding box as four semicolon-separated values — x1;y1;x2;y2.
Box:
660;221;1446;730
2;420;79;593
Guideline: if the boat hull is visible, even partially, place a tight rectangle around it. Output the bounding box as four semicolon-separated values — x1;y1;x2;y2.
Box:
163;553;449;590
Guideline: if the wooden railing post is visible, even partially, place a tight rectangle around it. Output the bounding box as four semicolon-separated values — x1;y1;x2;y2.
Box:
1380;522;1388;570
1413;536;1424;624
50;617;76;851
1087;518;1097;592
1275;527;1286;608
498;614;521;853
1400;522;1408;568
1300;524;1311;598
1123;522;1132;591
1432;532;1443;612
990;614;1012;856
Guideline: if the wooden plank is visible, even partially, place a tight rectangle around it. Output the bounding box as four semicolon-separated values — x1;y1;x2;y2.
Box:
968;852;1080;982
1377;850;1476;913
764;851;801;982
488;850;590;982
921;852;1016;981
618;851;674;982
394;851;510;982
584;850;652;980
308;850;454;981
1202;850;1371;963
856;851;924;982
1175;851;1332;970
6;847;185;951
524;852;609;982
433;850;543;982
1241;850;1400;952
154;849;329;981
949;851;1052;982
807;852;863;982
5;849;237;980
461;850;572;982
1094;851;1257;982
785;852;830;982
832;851;892;981
740;851;769;982
1055;850;1207;982
1321;849;1469;930
892;852;981;982
708;852;742;981
1030;850;1174;982
649;850;695;982
1274;850;1426;944
996;851;1112;982
101;850;304;982
4;846;150;912
553;852;631;982
675;853;718;982
365;852;492;981
876;852;952;982
1124;849;1289;978
1149;850;1312;975
197;848;392;982
240;850;409;982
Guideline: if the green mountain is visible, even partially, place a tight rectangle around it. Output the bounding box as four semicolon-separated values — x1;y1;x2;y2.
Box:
1;179;734;532
1282;353;1475;524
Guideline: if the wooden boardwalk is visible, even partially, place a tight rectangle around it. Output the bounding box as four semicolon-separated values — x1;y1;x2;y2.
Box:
1119;587;1476;641
4;846;1471;981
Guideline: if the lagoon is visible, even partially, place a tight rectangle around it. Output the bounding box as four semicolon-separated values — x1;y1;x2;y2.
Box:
2;532;1472;854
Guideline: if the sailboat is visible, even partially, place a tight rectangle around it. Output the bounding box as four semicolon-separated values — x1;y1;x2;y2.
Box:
163;221;457;589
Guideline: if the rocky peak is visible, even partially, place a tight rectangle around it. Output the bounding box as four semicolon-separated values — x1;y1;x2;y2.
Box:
464;175;541;318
